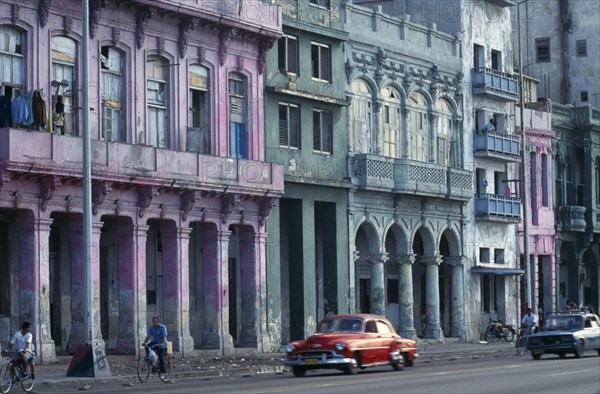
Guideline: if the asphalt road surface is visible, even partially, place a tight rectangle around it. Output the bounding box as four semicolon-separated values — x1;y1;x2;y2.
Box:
41;352;600;394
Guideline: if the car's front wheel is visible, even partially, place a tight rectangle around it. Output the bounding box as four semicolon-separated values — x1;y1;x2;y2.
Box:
292;367;306;377
391;351;403;371
558;352;566;359
574;340;585;358
344;353;360;375
531;353;541;360
403;353;414;367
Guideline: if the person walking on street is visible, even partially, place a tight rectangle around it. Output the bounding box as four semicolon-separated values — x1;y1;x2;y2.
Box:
143;316;168;378
7;321;36;380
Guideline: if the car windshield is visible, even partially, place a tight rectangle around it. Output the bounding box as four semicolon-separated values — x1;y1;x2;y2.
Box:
317;318;363;333
543;315;583;331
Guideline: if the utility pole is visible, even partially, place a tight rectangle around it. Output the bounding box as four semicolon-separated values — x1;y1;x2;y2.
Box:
517;0;532;311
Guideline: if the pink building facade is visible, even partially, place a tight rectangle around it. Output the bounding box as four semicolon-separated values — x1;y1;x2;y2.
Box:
0;0;283;362
516;108;556;320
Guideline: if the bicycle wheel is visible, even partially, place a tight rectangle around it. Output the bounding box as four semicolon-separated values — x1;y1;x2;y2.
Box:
137;357;150;383
0;364;12;394
484;328;495;342
19;370;34;393
159;357;171;382
516;335;527;355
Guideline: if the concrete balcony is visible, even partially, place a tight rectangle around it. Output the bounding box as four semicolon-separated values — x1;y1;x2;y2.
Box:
556;205;587;232
472;67;518;102
473;130;521;162
350;154;472;201
475;194;521;222
0;128;284;196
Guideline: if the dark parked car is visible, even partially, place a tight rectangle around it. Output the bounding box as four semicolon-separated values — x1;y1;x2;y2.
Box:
527;312;600;360
285;314;418;377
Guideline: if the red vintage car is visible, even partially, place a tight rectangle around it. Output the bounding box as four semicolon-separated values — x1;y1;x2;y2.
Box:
285;314;418;377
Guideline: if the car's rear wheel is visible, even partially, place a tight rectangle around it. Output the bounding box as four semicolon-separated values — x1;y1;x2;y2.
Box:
391;352;403;371
531;353;541;360
292;367;306;377
574;340;584;358
558;352;566;359
344;353;360;375
403;353;414;367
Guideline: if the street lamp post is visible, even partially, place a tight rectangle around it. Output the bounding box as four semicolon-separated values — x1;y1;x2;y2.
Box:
517;0;532;311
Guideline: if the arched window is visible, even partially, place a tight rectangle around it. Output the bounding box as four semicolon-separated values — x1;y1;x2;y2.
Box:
188;64;210;154
351;79;371;153
52;36;77;135
0;25;24;98
381;86;401;158
435;99;453;166
229;72;247;158
541;153;549;207
146;55;168;148
407;92;427;162
101;46;124;142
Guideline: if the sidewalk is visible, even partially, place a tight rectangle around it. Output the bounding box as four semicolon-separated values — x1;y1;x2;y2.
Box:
34;340;518;390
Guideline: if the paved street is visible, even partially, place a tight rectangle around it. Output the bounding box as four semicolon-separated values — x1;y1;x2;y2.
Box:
34;351;600;394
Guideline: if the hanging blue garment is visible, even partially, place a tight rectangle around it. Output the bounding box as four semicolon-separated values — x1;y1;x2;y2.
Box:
11;95;28;125
22;91;34;127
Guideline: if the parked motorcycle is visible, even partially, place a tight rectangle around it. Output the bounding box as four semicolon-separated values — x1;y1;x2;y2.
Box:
484;319;516;342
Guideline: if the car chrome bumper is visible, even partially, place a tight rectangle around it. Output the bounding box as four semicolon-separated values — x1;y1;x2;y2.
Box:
285;354;352;367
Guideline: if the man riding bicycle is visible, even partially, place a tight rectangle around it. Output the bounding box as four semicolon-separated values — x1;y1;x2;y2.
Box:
6;322;36;380
521;307;538;333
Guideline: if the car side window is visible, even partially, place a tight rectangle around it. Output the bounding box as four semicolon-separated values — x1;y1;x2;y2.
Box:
365;321;377;333
584;318;592;328
376;321;392;334
591;318;600;328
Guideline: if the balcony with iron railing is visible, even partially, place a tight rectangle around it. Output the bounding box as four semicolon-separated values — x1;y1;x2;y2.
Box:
0;128;284;195
473;130;521;162
350;154;472;201
556;205;587;232
475;194;521;222
472;67;518;102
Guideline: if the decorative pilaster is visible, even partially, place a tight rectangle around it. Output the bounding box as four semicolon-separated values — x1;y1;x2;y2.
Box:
92;181;112;215
136;7;154;49
179;18;196;59
445;256;465;338
219;28;238;66
368;253;388;316
16;216;56;363
398;254;417;340
39;176;61;211
258;39;276;75
39;0;52;28
423;254;443;339
89;0;107;39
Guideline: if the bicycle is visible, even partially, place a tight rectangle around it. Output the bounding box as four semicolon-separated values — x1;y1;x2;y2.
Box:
137;344;171;383
0;350;35;393
515;326;534;355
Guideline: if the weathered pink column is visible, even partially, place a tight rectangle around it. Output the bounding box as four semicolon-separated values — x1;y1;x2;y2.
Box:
115;222;139;354
68;219;105;352
132;224;149;357
238;229;269;351
160;223;194;354
16;216;56;363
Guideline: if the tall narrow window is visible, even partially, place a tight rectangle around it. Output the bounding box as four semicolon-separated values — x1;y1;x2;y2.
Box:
596;158;600;206
351;80;372;153
473;44;484;69
576;40;587;57
101;46;124;142
581;91;588;102
229;73;247;158
382;86;400;158
407;92;427;162
530;152;538;225
0;26;24;98
313;109;332;154
188;64;210;154
146;55;168;148
491;50;502;71
52;36;77;135
435;99;453;166
279;102;300;149
535;38;550;63
541;154;549;207
278;34;298;75
311;42;331;82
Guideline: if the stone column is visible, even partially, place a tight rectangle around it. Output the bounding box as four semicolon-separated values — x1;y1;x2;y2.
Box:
90;221;106;346
423;254;443;339
401;107;409;158
555;237;562;312
160;224;194;354
115;223;145;355
16;216;56;363
238;229;269;351
446;256;465;338
67;218;85;352
398;254;417;340
369;253;388;316
132;224;149;356
428;114;438;163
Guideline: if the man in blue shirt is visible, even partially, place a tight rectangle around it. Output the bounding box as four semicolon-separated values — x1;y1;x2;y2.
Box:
143;316;168;376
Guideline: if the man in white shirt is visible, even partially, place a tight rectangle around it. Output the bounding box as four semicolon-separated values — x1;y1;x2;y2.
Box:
521;308;538;333
7;321;36;380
